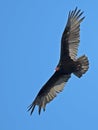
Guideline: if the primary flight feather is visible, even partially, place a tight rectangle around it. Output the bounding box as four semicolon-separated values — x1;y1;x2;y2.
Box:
28;7;89;115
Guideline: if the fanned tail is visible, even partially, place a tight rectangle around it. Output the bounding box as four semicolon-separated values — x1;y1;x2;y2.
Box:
74;55;89;78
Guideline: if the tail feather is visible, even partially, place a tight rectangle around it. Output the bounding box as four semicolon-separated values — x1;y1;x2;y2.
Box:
74;55;89;78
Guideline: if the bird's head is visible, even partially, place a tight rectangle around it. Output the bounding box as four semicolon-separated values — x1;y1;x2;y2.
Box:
55;62;61;71
55;66;60;71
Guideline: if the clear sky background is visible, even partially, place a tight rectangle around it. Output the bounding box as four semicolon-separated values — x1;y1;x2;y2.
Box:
0;0;98;130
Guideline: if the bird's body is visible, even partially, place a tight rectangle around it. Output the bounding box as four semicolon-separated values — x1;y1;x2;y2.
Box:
57;58;78;74
28;7;89;115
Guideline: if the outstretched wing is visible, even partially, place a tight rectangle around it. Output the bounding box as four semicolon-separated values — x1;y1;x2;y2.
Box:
60;7;85;61
28;72;71;115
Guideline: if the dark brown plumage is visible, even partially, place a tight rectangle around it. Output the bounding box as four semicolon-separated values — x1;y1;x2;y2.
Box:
28;7;89;115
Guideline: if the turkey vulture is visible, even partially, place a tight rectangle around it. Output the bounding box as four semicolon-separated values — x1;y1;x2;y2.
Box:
28;7;89;115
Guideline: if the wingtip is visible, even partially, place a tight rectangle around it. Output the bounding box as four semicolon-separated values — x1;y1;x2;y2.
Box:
38;105;46;115
70;7;85;23
38;106;41;115
27;103;36;115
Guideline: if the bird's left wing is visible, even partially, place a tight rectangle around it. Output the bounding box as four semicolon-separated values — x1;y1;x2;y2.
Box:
60;7;85;61
28;72;71;115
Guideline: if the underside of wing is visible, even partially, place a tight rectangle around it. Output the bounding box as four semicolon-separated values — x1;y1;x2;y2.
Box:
28;72;71;115
61;7;85;61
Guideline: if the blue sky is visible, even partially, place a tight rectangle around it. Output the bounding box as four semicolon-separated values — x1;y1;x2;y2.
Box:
0;0;98;130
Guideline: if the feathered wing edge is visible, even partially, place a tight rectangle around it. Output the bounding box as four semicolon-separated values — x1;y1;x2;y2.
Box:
28;74;71;115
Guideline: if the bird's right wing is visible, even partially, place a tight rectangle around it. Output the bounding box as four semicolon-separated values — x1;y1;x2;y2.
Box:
28;72;71;115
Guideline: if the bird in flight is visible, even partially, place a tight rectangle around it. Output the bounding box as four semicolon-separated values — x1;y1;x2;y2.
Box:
28;7;89;115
